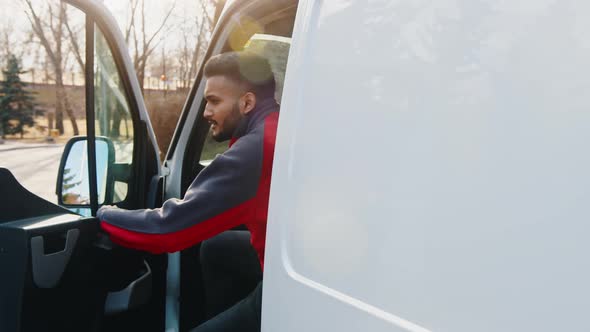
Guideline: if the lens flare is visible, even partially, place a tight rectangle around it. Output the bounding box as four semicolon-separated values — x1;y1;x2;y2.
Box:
228;15;264;51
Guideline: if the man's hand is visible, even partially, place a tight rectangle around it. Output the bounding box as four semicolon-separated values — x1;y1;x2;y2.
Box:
97;205;117;220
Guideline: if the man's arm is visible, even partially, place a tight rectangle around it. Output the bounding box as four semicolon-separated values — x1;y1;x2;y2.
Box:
98;133;263;254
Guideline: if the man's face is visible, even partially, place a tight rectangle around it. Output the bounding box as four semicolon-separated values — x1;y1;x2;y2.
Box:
203;76;245;142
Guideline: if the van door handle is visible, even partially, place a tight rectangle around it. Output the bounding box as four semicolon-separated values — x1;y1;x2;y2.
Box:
30;228;79;288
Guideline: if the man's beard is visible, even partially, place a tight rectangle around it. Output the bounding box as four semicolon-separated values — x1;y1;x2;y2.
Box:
212;102;242;142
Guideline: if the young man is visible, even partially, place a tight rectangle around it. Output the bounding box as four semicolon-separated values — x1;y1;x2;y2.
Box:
97;51;280;331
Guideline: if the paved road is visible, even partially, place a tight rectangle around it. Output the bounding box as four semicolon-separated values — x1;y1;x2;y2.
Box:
0;144;65;203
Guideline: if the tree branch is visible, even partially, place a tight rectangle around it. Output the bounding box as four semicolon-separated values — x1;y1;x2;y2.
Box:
124;0;139;44
22;0;59;69
143;0;176;54
199;0;214;29
63;9;84;73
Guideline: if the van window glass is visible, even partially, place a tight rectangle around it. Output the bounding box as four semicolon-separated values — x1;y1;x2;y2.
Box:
94;26;134;203
199;33;292;164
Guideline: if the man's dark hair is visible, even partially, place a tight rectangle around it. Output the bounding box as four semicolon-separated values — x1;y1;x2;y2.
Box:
204;51;276;99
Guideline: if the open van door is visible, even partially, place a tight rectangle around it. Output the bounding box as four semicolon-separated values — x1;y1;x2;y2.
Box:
0;0;163;331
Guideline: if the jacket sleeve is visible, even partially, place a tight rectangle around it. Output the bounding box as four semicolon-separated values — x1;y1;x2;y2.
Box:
98;133;263;254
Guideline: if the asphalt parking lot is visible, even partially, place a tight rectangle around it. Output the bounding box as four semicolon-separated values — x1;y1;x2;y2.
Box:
0;142;65;203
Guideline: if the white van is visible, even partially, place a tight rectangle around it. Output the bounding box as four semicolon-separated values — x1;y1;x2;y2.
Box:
1;0;589;331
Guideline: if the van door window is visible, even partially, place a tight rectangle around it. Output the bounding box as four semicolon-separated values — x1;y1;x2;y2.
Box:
199;33;292;164
94;26;134;203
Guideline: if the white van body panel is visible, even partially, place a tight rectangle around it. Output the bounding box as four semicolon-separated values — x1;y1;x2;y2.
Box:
263;0;590;331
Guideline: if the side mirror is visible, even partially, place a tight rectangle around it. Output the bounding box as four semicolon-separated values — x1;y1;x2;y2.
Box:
56;136;115;208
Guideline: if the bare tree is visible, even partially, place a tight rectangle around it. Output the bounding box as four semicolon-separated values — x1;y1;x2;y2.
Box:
0;25;17;67
176;16;208;90
188;15;210;85
22;0;79;135
176;23;192;89
124;0;177;93
0;20;33;72
64;10;85;74
176;0;226;90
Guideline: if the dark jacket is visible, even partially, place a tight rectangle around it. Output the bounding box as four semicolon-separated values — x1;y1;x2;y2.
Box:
98;98;280;269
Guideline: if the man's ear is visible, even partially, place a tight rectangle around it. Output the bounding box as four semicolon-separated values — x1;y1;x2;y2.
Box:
240;92;257;115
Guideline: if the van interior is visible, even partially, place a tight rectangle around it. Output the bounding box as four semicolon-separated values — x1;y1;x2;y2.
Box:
172;1;298;330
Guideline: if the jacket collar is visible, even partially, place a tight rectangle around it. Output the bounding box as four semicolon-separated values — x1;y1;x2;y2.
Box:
231;97;279;143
